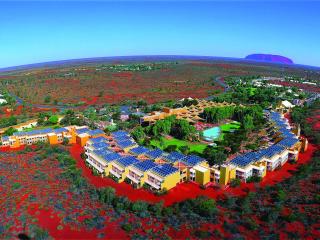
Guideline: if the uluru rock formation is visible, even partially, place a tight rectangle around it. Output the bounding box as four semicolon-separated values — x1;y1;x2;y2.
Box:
245;54;294;64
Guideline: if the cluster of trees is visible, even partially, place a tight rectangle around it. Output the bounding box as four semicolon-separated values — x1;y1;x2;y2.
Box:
37;112;59;126
291;99;320;144
201;106;235;123
60;110;85;126
202;105;264;132
202;146;227;166
132;115;197;142
0;116;17;128
212;76;300;108
3;127;17;136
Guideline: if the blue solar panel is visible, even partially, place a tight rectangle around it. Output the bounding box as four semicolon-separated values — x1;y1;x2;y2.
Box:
2;136;9;141
267;111;298;140
152;163;178;177
103;152;122;162
230;155;252;167
53;127;68;134
89;129;105;136
182;155;204;167
92;142;110;150
230;149;268;167
13;131;27;136
117;140;136;149
111;130;130;138
113;135;132;142
89;136;106;144
13;128;53;136
92;149;114;164
116;156;139;167
145;148;164;159
277;138;299;148
130;146;149;155
76;127;89;135
261;144;286;158
165;151;186;163
133;160;157;172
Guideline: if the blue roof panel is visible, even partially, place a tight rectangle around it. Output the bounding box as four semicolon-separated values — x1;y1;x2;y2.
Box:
133;160;157;172
182;155;205;167
165;151;186;163
145;148;164;159
116;156;139;167
152;163;178;177
130;146;149;155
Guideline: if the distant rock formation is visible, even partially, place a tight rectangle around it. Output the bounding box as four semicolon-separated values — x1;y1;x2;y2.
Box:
245;54;293;64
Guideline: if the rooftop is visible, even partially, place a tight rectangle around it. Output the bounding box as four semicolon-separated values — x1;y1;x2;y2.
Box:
145;148;164;159
164;151;187;163
116;156;139;168
129;146;150;155
151;163;179;177
132;160;157;172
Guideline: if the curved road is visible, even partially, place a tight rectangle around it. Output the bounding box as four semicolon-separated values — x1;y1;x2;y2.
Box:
11;93;73;110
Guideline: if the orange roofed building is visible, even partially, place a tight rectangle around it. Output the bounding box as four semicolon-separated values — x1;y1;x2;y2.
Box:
0;125;105;149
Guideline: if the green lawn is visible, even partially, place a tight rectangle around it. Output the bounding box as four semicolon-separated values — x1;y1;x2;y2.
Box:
218;121;241;140
249;87;257;96
150;137;207;154
22;124;60;132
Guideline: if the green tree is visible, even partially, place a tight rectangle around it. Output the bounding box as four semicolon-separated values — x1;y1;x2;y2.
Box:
48;115;59;125
179;145;190;155
4;127;17;136
131;126;146;145
44;95;51;103
242;114;254;132
197;198;216;217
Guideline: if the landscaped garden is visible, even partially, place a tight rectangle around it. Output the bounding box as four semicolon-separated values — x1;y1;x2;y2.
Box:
202;121;241;141
150;136;207;154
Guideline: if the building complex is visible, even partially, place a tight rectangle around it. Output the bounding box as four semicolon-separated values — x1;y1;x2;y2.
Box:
0;108;307;192
140;99;236;124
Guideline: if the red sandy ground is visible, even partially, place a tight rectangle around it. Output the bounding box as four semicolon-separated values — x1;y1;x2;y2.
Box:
69;141;318;207
0;146;128;239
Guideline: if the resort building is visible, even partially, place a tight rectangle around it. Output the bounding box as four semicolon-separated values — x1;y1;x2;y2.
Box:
140;99;236;124
144;148;165;161
75;127;105;146
108;156;139;183
229;152;267;182
1;126;77;148
86;148;115;174
129;146;150;159
127;160;158;188
144;163;180;191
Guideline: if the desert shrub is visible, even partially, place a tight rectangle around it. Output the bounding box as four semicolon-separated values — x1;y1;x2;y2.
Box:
97;187;115;205
164;145;177;152
12;182;21;190
121;223;133;232
197;198;217;217
155;188;168;196
28;224;50;240
230;178;241;187
193;229;211;238
246;175;262;183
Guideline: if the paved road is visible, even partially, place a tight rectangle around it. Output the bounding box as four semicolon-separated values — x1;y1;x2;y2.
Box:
11;93;73;110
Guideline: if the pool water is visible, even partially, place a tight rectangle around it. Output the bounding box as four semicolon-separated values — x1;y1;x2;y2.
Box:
202;126;221;141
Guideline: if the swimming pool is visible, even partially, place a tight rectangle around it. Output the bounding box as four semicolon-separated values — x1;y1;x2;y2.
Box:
202;126;221;141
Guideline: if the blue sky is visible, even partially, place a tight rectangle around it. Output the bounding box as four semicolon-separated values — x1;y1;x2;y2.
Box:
0;1;319;68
